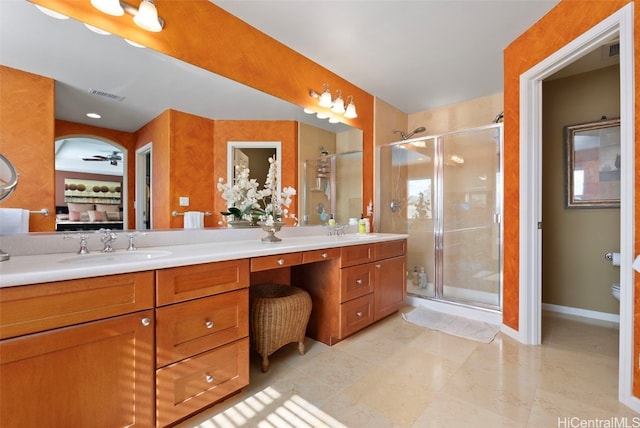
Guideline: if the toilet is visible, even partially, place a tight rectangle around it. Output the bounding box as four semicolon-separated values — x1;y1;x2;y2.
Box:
612;283;620;301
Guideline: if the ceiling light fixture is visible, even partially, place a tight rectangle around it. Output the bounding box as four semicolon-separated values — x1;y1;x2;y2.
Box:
309;83;357;121
35;4;69;19
91;0;165;32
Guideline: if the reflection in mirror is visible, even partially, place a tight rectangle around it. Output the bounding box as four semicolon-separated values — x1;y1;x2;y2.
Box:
302;151;362;225
54;137;126;231
227;142;280;194
1;1;363;232
565;118;621;208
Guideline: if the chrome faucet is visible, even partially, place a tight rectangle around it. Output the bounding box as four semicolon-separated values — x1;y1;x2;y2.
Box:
98;229;118;253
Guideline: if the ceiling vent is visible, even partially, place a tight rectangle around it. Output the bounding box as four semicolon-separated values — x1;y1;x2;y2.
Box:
88;88;125;102
608;43;620;57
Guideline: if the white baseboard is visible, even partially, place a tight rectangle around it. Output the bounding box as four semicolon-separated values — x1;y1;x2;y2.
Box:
542;303;620;325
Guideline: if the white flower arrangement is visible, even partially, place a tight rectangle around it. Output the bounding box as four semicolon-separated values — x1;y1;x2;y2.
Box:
217;156;297;226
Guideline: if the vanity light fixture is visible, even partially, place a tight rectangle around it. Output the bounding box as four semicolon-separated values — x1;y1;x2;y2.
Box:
331;90;345;114
91;0;164;32
309;84;358;120
344;96;358;119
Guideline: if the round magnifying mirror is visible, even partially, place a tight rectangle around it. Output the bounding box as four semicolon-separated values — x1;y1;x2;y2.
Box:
0;154;19;202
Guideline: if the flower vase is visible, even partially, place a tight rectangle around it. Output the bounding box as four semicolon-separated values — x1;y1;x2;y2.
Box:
259;221;285;243
228;219;251;228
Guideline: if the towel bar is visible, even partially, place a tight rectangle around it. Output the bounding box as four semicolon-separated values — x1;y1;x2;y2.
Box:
171;211;212;217
29;208;49;217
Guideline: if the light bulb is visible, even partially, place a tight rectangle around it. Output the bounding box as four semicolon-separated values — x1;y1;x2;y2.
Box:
344;98;357;119
133;0;162;32
90;0;124;16
318;88;333;108
331;94;345;114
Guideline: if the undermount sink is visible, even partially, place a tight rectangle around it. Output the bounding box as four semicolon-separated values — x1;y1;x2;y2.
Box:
58;250;172;265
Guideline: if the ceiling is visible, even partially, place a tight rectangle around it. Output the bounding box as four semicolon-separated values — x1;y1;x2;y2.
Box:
211;0;561;114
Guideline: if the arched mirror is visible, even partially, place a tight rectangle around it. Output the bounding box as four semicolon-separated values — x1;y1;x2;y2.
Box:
54;137;126;231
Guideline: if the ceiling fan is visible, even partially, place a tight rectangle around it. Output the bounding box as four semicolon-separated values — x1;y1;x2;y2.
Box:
82;151;122;166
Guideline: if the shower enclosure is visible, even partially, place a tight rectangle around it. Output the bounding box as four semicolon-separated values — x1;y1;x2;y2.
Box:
376;124;503;311
302;151;362;225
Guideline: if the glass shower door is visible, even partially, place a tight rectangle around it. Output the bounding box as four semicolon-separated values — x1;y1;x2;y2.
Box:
439;126;502;308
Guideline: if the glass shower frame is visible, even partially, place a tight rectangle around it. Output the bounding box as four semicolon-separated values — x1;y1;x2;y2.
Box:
376;123;503;312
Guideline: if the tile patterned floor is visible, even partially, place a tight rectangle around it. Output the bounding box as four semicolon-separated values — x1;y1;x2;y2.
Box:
177;307;638;427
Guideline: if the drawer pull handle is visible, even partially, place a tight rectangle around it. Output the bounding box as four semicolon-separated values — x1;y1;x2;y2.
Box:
356;279;362;284
356;311;363;317
376;264;381;269
321;252;328;258
205;374;214;383
141;317;151;327
205;320;214;329
277;258;285;265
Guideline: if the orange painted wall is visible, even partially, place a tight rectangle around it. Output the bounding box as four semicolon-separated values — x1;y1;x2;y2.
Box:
55;120;137;228
213;121;298;227
169;111;215;228
503;0;639;392
136;111;171;229
31;0;374;221
136;110;215;229
0;66;55;232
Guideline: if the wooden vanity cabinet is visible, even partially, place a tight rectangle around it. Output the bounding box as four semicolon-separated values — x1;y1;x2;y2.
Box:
293;239;406;345
155;259;250;427
373;240;407;320
0;272;155;427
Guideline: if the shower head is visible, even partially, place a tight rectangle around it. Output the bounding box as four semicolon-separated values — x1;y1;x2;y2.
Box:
393;126;426;140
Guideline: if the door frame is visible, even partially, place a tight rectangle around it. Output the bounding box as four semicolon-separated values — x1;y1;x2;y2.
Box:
135;143;152;230
518;3;636;409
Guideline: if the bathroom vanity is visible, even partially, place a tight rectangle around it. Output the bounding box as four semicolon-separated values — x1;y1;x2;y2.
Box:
0;232;406;427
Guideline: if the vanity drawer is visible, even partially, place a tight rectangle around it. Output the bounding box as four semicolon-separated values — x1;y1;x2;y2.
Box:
340;263;374;302
374;239;407;260
251;252;302;272
340;244;374;267
0;272;154;340
156;289;248;367
156;338;249;427
156;259;249;305
303;247;341;264
339;293;374;338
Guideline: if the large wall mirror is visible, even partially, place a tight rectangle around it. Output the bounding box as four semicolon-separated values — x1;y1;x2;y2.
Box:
0;1;362;232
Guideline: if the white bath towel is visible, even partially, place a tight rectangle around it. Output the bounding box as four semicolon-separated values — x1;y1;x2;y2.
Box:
0;208;29;235
184;211;204;229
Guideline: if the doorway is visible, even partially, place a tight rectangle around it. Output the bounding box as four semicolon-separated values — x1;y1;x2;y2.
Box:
519;4;636;410
135;144;152;230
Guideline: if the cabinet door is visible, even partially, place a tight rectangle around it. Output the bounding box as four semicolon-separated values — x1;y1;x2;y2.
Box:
374;255;407;320
0;310;155;427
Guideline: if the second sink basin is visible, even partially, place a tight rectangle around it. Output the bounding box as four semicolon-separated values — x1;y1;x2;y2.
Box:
58;250;172;265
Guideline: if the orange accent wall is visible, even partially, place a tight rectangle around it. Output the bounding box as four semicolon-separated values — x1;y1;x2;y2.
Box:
503;0;639;393
0;66;55;232
55;120;137;229
213;121;298;227
31;0;375;220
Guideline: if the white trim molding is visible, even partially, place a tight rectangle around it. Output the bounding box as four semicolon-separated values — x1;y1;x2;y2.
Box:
519;3;635;411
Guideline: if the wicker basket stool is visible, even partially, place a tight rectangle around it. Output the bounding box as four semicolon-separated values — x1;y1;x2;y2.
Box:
249;284;312;372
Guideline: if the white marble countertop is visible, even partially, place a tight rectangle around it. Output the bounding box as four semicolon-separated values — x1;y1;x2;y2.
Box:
0;232;407;288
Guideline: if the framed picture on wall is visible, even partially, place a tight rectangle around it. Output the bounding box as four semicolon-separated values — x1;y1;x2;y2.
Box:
565;118;620;208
